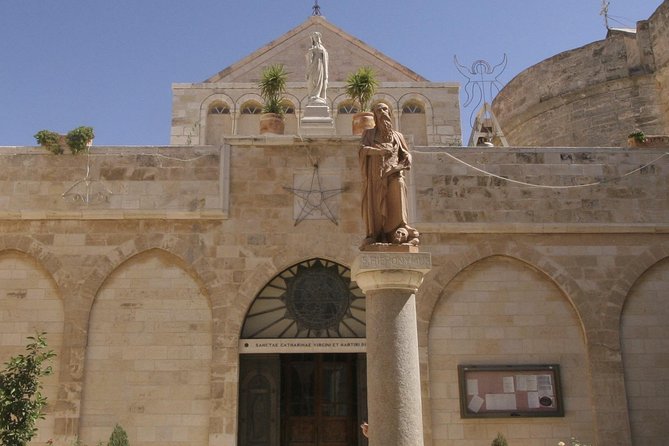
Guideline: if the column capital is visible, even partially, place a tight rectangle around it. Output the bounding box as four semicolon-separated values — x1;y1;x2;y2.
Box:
352;251;432;293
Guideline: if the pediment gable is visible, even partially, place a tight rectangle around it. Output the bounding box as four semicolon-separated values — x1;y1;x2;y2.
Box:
204;16;427;84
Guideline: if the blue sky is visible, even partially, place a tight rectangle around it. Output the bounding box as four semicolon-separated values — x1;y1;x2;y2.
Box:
0;0;662;146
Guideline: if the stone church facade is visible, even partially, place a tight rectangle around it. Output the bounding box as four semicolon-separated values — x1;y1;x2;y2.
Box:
1;7;668;446
170;16;461;147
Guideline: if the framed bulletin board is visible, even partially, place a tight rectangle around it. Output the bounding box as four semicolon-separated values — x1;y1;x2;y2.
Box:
458;364;564;418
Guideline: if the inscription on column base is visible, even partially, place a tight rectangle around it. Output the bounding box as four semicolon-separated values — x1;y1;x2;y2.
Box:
352;251;432;293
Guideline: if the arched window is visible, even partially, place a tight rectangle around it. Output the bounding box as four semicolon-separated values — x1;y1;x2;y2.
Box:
241;258;365;339
335;101;359;136
282;100;297;134
241;101;263;115
209;102;230;114
338;102;359;114
206;101;232;143
400;99;428;145
281;100;295;115
402;101;424;114
238;101;263;134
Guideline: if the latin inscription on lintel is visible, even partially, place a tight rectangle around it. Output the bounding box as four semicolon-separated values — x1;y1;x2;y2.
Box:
358;252;431;270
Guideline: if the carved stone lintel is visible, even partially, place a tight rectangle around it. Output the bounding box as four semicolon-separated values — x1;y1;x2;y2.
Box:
351;251;431;293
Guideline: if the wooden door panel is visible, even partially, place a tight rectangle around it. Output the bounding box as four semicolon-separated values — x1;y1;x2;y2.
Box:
321;418;349;444
288;418;317;444
283;354;357;446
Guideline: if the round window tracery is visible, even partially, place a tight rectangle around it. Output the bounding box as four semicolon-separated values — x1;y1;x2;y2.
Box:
241;258;366;339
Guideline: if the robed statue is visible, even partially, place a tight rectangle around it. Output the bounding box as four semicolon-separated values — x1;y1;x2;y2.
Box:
359;103;419;247
306;32;328;104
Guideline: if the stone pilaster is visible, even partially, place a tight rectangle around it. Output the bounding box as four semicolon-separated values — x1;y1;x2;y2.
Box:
352;251;431;446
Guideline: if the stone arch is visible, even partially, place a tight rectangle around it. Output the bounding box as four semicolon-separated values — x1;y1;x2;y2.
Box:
232;242;358;338
0;235;63;289
240;257;365;339
619;251;669;445
281;93;300;134
611;242;669;318
79;248;213;446
234;93;264;111
79;235;219;319
201;93;234;144
0;247;64;443
331;92;357;114
417;239;586;334
415;238;588;446
425;252;593;445
331;93;358;136
236;96;264;135
398;93;433;145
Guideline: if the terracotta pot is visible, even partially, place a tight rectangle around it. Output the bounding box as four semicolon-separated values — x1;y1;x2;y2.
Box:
259;113;285;135
352;112;375;136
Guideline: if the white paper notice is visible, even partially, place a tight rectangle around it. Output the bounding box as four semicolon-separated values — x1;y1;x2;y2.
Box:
537;374;554;395
526;375;538;391
467;379;479;396
485;393;517;410
528;391;540;408
516;375;528;391
468;394;485;413
503;376;515;393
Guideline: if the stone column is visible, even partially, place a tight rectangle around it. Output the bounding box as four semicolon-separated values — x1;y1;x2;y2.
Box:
352;250;431;446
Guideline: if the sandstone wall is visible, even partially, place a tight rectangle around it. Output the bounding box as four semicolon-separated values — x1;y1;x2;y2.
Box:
428;256;592;445
0;142;668;446
411;146;669;225
492;0;669;147
649;1;669;130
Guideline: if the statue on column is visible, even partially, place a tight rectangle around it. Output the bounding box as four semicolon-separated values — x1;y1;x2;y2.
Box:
306;31;328;105
359;103;419;247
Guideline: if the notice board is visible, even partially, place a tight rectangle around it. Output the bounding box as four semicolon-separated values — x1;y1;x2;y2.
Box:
458;364;564;418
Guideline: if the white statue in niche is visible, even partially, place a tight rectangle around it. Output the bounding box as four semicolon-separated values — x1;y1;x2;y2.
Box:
306;31;328;104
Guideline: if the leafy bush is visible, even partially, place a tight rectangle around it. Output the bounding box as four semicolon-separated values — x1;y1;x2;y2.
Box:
34;126;94;155
491;433;508;446
33;130;64;155
107;424;129;446
0;333;56;446
66;126;95;154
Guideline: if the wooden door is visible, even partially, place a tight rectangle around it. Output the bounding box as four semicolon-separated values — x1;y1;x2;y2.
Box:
282;354;357;446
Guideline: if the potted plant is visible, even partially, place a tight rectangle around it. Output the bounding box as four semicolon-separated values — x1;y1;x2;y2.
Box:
345;66;378;135
66;126;95;154
258;63;288;135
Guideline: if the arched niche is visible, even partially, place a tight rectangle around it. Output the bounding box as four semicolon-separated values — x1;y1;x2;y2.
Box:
79;249;212;446
427;255;593;445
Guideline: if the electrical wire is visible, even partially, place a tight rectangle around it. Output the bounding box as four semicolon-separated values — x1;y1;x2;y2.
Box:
422;150;669;189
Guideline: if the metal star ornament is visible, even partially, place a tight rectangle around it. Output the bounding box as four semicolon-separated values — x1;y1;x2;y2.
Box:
284;163;346;226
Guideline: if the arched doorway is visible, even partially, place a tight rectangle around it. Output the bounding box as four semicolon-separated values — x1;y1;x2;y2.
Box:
238;259;368;446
